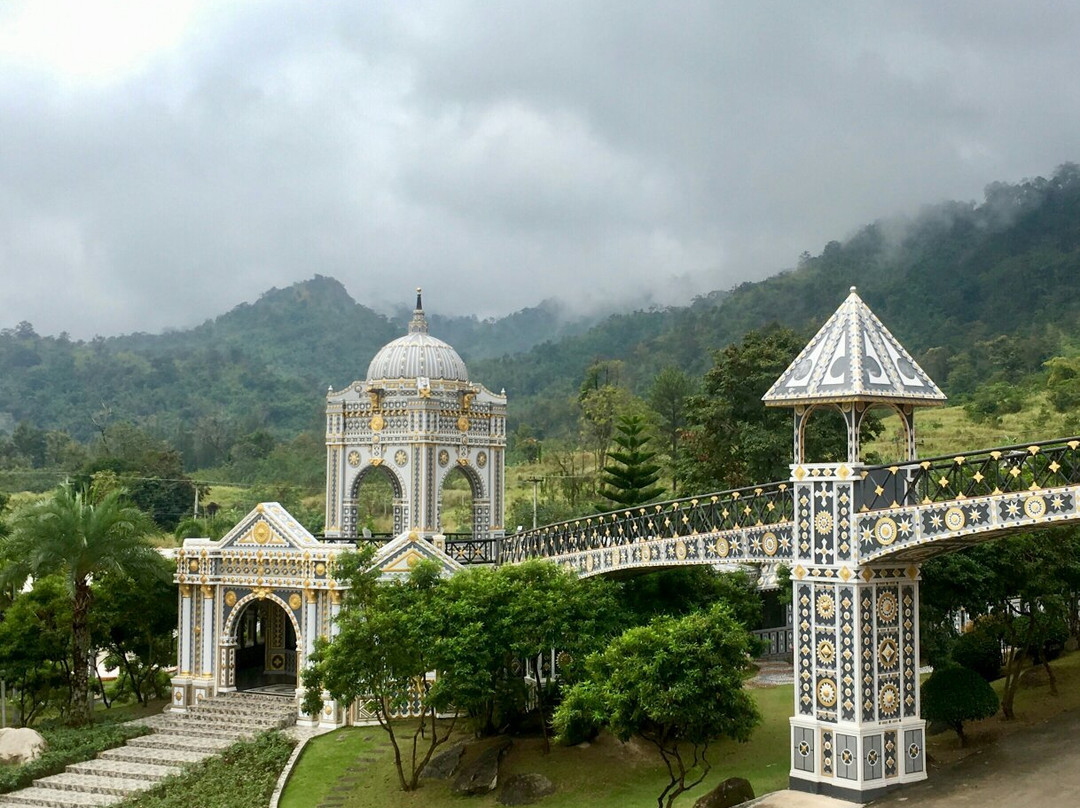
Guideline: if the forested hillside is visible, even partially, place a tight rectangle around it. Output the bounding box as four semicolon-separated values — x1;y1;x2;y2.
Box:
2;163;1079;474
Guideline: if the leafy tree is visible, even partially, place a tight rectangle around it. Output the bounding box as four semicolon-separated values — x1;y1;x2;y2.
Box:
302;553;455;792
436;561;620;750
0;486;157;726
598;413;665;508
616;567;762;630
93;554;178;706
578;360;633;477
921;532;1075;718
648;367;697;495
0;575;73;725
921;666;999;747
554;603;761;808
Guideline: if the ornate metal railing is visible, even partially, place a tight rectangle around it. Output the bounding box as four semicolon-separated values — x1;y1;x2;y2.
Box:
322;532;496;565
860;436;1080;512
443;535;498;565
501;481;794;563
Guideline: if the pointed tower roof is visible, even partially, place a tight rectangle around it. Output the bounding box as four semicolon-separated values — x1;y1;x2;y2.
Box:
763;287;946;407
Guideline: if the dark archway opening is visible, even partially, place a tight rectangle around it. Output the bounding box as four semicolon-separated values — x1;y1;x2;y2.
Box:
234;599;298;693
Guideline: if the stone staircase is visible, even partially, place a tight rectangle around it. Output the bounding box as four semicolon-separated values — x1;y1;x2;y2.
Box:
0;693;297;808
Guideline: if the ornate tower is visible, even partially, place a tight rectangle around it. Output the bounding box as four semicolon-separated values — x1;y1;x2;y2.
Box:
763;287;945;802
323;290;507;558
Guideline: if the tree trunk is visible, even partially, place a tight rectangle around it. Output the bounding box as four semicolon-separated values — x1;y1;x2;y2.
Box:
69;578;93;727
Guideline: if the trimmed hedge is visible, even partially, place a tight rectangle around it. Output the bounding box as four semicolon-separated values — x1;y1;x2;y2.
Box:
0;722;151;794
118;732;295;808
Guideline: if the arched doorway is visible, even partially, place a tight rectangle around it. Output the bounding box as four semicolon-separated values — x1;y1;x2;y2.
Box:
232;598;298;692
348;465;406;539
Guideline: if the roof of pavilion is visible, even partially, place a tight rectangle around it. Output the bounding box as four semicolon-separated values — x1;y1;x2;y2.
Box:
763;287;946;407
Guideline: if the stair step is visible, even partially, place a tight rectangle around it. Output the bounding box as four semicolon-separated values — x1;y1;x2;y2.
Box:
35;774;153;798
0;787;122;807
127;735;234;754
98;746;214;767
65;760;180;782
146;721;250;740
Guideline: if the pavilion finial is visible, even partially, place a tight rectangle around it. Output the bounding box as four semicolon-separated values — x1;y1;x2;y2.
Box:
408;287;429;334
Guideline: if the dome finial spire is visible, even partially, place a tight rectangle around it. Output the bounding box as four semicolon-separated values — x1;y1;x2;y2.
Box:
408;287;429;334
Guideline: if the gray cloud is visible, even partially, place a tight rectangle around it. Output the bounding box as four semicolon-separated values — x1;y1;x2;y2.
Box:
2;1;1079;337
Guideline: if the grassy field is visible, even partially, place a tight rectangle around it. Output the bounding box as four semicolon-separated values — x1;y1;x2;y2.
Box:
280;685;792;808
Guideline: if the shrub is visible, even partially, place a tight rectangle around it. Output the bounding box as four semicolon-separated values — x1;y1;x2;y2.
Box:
921;666;1000;747
953;624;1003;681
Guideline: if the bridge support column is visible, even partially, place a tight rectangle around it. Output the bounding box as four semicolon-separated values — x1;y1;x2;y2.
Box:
788;464;926;802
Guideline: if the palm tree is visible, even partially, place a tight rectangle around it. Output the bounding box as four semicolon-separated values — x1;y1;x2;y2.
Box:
0;486;156;726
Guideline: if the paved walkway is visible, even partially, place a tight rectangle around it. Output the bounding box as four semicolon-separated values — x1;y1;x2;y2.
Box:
871;707;1080;807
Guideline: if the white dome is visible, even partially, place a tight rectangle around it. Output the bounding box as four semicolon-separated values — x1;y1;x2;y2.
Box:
366;291;469;383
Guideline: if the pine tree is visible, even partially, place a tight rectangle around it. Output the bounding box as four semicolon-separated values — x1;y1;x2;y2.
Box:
599;414;665;508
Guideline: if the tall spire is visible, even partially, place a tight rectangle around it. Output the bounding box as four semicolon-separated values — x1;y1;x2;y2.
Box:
408;287;429;334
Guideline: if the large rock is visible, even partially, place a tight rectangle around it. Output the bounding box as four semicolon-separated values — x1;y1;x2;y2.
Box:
421;742;465;780
452;737;512;796
692;776;755;808
0;727;47;765
498;773;556;805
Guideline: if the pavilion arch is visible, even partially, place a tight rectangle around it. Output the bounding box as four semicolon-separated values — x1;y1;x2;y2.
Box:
795;400;918;465
438;462;488;536
348;464;407;536
222;590;302;646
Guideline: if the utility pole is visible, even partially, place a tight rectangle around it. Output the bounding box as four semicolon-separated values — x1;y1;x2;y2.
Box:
2;677;6;728
193;487;200;520
525;477;543;529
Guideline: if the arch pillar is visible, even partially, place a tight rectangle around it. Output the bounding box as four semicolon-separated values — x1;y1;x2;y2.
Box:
788;463;926;802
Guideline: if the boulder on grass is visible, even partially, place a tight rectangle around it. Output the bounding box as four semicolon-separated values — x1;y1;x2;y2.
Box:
692;776;755;808
421;742;465;780
452;738;512;796
0;728;47;765
497;773;556;806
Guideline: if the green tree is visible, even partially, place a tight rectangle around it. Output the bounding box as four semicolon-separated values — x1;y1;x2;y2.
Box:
554;603;761;808
599;413;665;508
93;554;178;706
921;532;1075;718
441;561;619;751
921;666;999;747
616;567;762;630
302;553;455;792
648;366;697;495
0;575;73;725
0;486;157;726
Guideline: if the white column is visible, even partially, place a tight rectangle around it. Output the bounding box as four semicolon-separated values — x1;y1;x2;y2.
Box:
200;586;215;677
329;590;342;637
179;585;194;675
304;589;318;661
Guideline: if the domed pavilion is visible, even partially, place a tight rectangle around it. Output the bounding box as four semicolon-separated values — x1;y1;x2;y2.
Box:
323;289;508;562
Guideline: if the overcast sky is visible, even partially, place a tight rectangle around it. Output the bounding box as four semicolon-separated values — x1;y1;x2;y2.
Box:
1;1;1078;338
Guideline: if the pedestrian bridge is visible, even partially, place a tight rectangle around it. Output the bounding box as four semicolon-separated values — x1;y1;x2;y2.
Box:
501;435;1080;576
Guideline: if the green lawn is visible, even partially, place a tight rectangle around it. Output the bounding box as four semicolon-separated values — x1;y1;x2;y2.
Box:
279;684;793;808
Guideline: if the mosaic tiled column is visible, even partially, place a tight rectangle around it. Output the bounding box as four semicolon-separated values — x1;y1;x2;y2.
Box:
789;463;926;803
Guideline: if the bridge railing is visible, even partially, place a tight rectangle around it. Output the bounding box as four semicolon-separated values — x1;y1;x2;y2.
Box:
501;481;793;562
324;533;497;565
860;435;1080;511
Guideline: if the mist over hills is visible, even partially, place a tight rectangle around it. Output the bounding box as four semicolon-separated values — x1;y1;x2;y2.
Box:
2;164;1079;450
